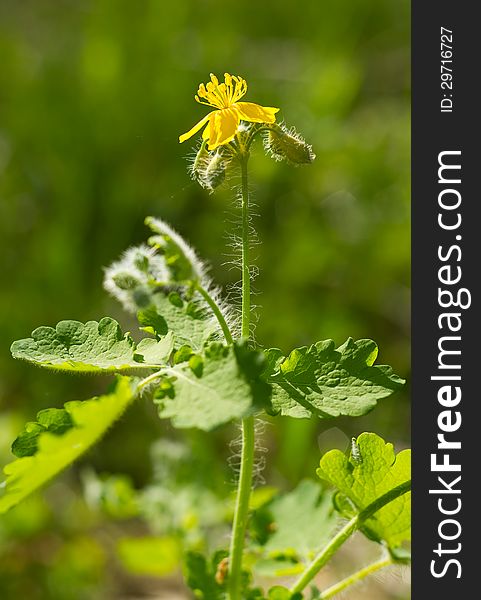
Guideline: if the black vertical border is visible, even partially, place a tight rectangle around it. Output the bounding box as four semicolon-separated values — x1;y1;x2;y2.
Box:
412;1;478;596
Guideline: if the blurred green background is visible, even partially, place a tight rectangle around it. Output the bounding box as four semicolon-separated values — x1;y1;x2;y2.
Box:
0;0;410;598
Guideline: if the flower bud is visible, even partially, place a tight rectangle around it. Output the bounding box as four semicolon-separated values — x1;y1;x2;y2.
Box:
264;124;315;165
202;150;225;191
190;139;210;182
112;272;141;290
132;286;152;309
189;140;227;191
133;251;150;272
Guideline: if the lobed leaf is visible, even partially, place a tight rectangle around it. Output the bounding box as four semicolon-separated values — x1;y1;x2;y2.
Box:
259;480;337;559
11;317;173;374
184;551;225;600
267;588;302;600
0;377;135;513
263;338;404;419
154;342;271;431
139;290;219;352
316;432;411;548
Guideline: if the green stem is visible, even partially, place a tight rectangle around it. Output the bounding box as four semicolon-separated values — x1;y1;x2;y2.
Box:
228;414;255;600
290;480;411;595
290;517;358;595
318;556;393;600
228;152;255;600
196;283;233;344
240;154;251;340
245;123;278;151
137;369;165;391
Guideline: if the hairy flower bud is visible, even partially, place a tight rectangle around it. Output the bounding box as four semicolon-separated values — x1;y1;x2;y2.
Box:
264;124;315;165
133;251;150;272
190;140;210;182
112;272;141;290
190;141;227;191
132;286;152;309
202;150;226;190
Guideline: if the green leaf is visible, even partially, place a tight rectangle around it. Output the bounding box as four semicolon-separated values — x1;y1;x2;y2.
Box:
136;336;174;364
263;338;404;419
12;408;73;458
11;317;173;374
0;377;135;513
185;549;266;599
255;480;337;559
155;341;270;431
137;305;169;336
248;486;279;511
147;291;219;351
267;587;302;600
117;536;181;577
309;587;321;599
184;551;225;600
316;432;411;548
253;558;304;578
389;546;411;564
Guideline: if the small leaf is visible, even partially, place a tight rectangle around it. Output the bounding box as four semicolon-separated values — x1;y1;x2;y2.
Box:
268;587;302;600
154;342;270;431
173;344;194;364
0;377;135;513
184;551;224;600
389;546;411;564
117;536;181;577
316;432;411;548
136;332;174;364
150;291;219;351
138;305;169;336
263;338;404;419
11;317;172;374
253;558;304;578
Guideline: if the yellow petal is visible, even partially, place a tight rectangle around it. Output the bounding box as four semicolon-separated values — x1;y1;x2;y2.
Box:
202;123;210;140
207;108;240;150
234;102;279;124
179;112;212;143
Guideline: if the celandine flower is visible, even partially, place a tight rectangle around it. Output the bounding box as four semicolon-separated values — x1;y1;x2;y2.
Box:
179;73;279;151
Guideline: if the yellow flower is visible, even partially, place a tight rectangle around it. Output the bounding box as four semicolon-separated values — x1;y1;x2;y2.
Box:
179;73;279;151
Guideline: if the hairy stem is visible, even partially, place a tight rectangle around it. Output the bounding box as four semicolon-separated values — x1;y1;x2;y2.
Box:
137;370;165;391
196;284;233;344
228;414;255;600
228;152;255;600
240;154;251;340
245;123;277;151
318;555;393;600
290;481;411;594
